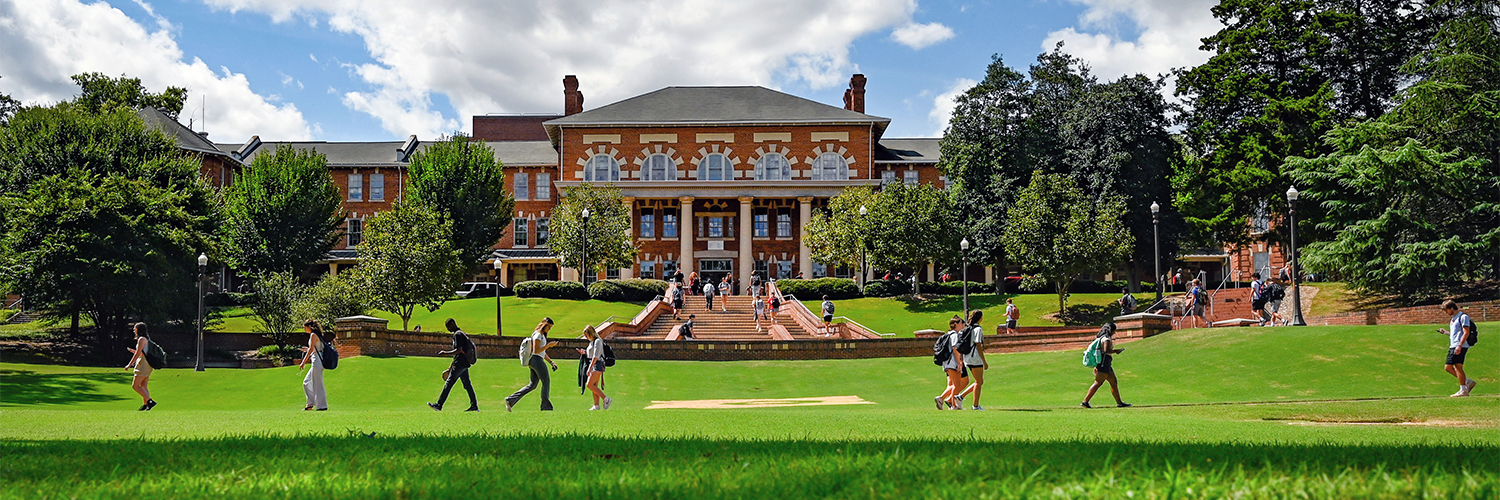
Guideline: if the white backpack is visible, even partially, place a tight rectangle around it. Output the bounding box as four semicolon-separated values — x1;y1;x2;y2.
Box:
518;332;542;366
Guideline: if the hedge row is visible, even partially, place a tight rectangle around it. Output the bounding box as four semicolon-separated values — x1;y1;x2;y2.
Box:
587;279;669;302
514;280;590;300
772;278;861;300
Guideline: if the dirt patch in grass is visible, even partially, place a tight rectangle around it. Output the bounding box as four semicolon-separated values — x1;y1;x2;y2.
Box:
1266;416;1484;427
644;395;874;409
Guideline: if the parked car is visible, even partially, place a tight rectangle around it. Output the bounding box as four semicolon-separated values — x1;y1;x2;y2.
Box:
455;282;503;298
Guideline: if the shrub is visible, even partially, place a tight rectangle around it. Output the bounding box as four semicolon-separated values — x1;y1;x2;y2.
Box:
921;280;988;296
861;279;911;297
296;273;369;326
774;278;861;300
514;280;590;300
0;309;15;323
587;279;668;302
255;344;301;367
205;292;250;308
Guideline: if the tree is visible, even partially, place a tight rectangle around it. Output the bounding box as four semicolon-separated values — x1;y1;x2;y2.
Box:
295;272;369;328
804;186;880;279
1287;0;1500;300
937;55;1032;270
0;104;217;349
406;134;515;267
0;76;19;125
1003;173;1134;315
69;72;188;119
222;145;344;276
866;182;958;294
247;271;305;346
351;201;465;331
548;184;637;280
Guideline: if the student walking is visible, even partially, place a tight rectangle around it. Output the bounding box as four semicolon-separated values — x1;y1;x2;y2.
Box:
935;316;967;410
751;273;763;298
507;318;559;411
298;319;332;411
754;294;767;332
1186;279;1207;328
1265;280;1286;326
1440;300;1479;397
821;295;836;337
1249;273;1267;326
123;322;158;411
670;283;685;320
1117;288;1137;316
769;293;782;325
702;280;716;311
956;310;989;410
575;325;613;410
720;276;732;311
1004;298;1019;335
689;271;700;296
429;318;479;412
1081;323;1131;408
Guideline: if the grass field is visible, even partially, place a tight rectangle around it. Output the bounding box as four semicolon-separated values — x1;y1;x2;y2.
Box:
834;293;1123;336
211;297;647;336
3;322;1497;498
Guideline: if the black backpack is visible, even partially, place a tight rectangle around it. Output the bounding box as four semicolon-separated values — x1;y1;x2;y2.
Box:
462;332;478;365
1463;317;1479;346
956;327;975;356
320;337;339;370
1268;283;1286;301
603;343;617;367
932;333;953;366
143;339;167;370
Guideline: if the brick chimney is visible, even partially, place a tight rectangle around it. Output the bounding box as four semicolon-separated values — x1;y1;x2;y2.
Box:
847;74;866;113
564;75;585;116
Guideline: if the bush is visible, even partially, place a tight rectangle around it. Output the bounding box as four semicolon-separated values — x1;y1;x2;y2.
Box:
255;344;301;367
587;279;668;302
774;278;861;300
920;280;988;296
514;280;590;300
861;279;911;297
296;273;369;326
0;309;15;323
205;292;250;308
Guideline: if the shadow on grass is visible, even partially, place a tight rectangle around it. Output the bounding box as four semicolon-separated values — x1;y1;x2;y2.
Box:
0;369;131;406
897;294;1014;314
1;435;1494;498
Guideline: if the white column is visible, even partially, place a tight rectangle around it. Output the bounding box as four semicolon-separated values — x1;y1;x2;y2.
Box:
679;196;695;277
926;262;935;282
560;267;578;282
984;266;995;284
798;197;813;278
738;196;754;291
620;267;634;279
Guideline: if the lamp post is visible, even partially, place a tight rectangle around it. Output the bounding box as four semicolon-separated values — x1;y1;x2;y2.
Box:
493;259;504;335
859;205;868;291
195;253;207;372
1286;187;1307;326
1150;201;1161;304
961;238;970;319
581;208;591;285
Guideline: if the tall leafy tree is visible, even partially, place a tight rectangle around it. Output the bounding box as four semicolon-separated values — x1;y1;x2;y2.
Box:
1003;173;1134;315
1287;0;1500;300
69;72;188;119
804;186;880;279
0;76;19;125
866;182;958;293
406;135;515;267
222;145;344;276
247;271;305;346
548;184;637;280
938;55;1031;270
352;201;465;331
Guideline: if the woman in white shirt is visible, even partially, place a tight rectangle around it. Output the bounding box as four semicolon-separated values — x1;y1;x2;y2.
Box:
575;325;612;410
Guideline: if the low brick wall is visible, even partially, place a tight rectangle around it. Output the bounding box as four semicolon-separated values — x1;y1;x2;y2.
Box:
1303;299;1500;326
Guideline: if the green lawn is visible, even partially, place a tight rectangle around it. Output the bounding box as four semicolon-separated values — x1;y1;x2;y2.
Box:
212;297;646;337
3;323;1498;498
833;293;1125;336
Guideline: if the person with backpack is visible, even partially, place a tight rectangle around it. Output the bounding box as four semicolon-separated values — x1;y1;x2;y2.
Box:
1440;300;1479;397
1004;298;1019;335
123;322;159;411
1264;280;1286;326
679;314;696;340
769;293;782;325
429;318;479;412
670;283;684;320
754;294;767;332
934;315;967;410
821;295;836;337
1186;278;1207;328
298;319;333;411
702;280;716;311
507;317;559;411
1249;272;1268;326
956;310;989;410
1081;322;1131;408
575;325;613;410
720;276;732;311
1117;288;1137;316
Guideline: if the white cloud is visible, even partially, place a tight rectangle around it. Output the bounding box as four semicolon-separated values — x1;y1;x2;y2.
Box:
1043;0;1218;82
928;77;975;137
200;0;919;138
891;21;954;50
0;0;312;141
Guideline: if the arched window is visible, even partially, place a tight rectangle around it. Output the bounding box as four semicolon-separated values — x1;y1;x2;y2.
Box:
644;154;676;181
699;153;730;181
755;153;790;180
585;155;619;182
814;152;847;180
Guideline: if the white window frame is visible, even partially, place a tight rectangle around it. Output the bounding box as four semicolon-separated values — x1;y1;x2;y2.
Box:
903;170;918;185
881;170;896;186
700;154;729;181
514;172;530;201
346;218;363;247
586;155;619;182
755;153;790;180
536;218;550;247
513;218;529;247
369;173;385;201
536;172;551;200
645;154;676;181
640;208;655;239
814;152;847;180
347;174;363;201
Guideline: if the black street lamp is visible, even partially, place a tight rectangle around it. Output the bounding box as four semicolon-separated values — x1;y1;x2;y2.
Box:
961;238;970;319
581;208;592;285
1151;201;1161;304
195;253;207;372
1286;187;1307;326
859;205;868;291
493;258;504;335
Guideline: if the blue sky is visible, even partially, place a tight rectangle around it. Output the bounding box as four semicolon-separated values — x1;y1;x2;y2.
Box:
1;0;1219;142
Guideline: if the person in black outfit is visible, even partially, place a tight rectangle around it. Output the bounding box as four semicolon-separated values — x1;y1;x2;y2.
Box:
429;318;478;412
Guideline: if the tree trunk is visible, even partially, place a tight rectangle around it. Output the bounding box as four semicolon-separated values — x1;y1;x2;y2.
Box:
1126;260;1141;294
71;310;79;336
1055;279;1067;317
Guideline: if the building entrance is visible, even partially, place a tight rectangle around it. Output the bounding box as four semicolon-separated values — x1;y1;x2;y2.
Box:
699;259;734;293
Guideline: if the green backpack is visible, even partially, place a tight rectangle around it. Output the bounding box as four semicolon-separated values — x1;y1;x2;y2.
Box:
1082;336;1105;368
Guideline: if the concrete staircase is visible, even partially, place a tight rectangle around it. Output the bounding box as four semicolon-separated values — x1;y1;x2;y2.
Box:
6;310;44;324
626;295;819;341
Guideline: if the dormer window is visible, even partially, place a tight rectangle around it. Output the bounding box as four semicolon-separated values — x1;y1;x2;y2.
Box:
644;154;676;181
585;155;619;182
700;153;730;181
755;153;790;180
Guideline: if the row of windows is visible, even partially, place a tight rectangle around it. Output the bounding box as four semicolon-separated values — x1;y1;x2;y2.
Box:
636;209;794;239
511;172;553;201
585;152;848;182
347;174;386;202
881;170;920;186
513;218;551;247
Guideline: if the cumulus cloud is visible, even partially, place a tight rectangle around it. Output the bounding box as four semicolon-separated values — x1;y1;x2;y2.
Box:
0;0;313;141
200;0;918;138
1043;0;1218;82
928;77;975;137
891;21;954;50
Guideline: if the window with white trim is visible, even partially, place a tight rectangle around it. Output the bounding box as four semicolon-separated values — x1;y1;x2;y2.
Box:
640;208;655;238
640;261;656;280
369;173;385;201
513;218;529;247
881;170;896;186
346;218;363;247
753;210;769;238
536;218;550;247
663;209;678;238
536;173;551;200
644;154;675;181
585;155;619;182
814;152;847;180
347;174;363;201
514;172;530;200
903;170;918;185
776;209;792;238
755;153;790;180
699;154;730;181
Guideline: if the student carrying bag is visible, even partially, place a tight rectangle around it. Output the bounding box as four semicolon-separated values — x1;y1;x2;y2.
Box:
319;336;339;370
932;333;953;366
143;339;167;370
1082;336;1105;368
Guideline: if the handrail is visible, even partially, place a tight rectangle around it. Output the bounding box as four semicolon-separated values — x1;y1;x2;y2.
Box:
4;297;20;310
835;316;893;338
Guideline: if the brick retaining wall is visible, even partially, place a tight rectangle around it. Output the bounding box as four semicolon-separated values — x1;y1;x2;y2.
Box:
1302;299;1500;326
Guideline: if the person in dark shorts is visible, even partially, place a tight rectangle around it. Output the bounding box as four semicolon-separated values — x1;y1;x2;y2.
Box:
679;314;696;340
1004;298;1019;334
1082;323;1131;408
1186;278;1207;328
429;318;478;412
575;325;612;410
1249;272;1267;326
670;283;684;319
820;295;835;337
1440;300;1478;397
935;316;967;410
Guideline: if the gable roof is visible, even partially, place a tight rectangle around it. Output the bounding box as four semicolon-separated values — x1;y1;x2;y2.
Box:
875;138;941;163
136;107;231;159
543;86;890;143
216;140;558;167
